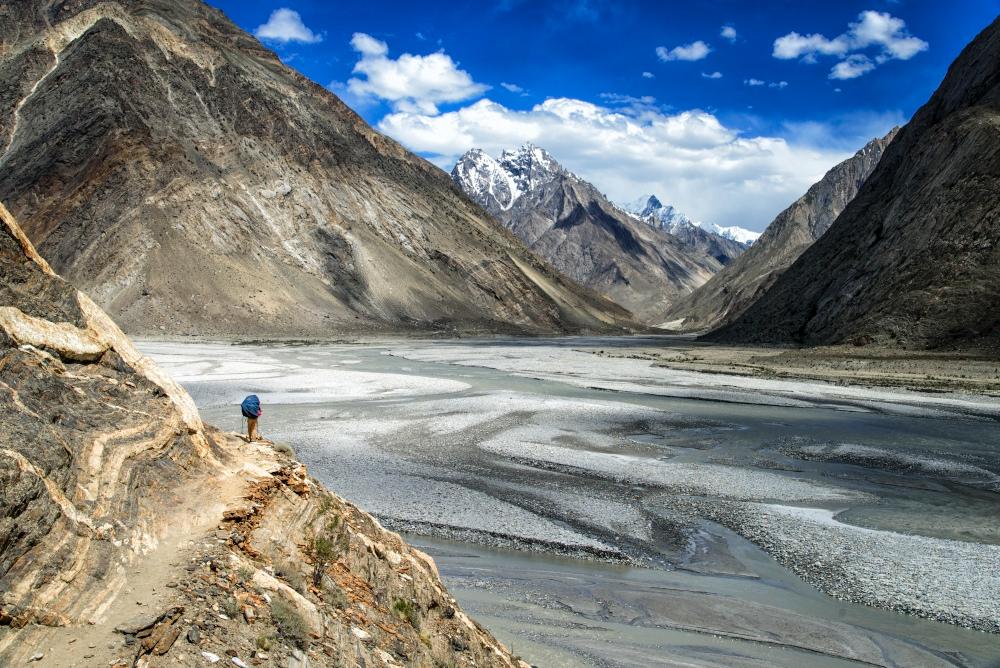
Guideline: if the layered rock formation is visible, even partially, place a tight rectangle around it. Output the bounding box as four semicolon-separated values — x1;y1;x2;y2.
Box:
711;18;1000;348
452;145;731;322
0;0;632;337
664;130;897;331
0;201;526;666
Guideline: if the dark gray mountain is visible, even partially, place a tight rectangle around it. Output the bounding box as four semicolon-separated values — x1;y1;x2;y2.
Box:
0;0;633;337
664;129;897;332
710;17;1000;349
452;144;736;322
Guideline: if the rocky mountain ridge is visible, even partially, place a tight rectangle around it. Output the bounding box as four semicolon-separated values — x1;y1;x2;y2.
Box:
710;16;1000;348
452;144;741;322
0;200;526;667
664;129;898;331
0;0;633;338
622;195;760;247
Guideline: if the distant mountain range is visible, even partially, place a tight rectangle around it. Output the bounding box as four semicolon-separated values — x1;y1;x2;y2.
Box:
0;0;632;337
622;195;761;247
453;144;746;322
665;129;898;332
711;16;1000;349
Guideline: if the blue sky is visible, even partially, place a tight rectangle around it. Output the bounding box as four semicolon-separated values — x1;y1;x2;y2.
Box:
208;0;998;230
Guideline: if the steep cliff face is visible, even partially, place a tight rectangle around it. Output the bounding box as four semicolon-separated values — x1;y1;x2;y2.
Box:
0;202;527;667
664;130;897;331
453;145;726;322
711;18;1000;349
0;0;632;337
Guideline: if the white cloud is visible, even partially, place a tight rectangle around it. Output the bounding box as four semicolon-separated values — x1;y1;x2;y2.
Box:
500;82;524;93
254;8;322;44
656;40;711;62
769;80;789;88
773;32;848;59
702;71;723;79
345;33;489;114
830;54;875;79
720;25;738;43
378;97;852;230
773;10;927;80
744;78;765;86
642;71;655;79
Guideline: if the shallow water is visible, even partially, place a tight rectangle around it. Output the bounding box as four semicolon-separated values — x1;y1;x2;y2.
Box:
142;337;1000;667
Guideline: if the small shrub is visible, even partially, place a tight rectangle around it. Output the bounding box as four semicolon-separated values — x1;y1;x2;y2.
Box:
256;634;275;650
321;576;348;609
221;597;240;618
275;561;307;595
273;442;296;457
271;598;309;649
306;516;345;587
393;598;420;630
237;566;254;583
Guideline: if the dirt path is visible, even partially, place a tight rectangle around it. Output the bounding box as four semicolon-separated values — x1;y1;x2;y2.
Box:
21;436;277;667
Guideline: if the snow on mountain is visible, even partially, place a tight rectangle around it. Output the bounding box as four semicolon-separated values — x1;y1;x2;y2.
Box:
710;224;761;245
622;195;760;246
451;149;521;211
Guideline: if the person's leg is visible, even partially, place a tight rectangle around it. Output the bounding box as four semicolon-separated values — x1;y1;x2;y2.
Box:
247;417;258;441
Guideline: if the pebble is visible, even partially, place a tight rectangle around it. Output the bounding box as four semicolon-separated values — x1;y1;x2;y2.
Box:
201;651;220;663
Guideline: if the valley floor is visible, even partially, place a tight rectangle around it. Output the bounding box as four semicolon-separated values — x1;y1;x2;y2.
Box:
609;338;1000;395
141;336;1000;668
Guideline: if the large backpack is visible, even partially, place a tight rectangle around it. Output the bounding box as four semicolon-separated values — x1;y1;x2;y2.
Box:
241;394;261;418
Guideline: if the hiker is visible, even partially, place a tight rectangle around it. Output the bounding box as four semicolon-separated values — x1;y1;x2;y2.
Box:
241;394;262;442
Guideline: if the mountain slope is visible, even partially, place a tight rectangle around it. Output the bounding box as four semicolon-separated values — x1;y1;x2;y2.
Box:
664;130;897;331
0;0;632;337
710;18;1000;348
0;201;527;667
452;145;731;322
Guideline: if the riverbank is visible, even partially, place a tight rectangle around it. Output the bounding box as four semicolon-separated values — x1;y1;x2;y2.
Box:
142;338;1000;667
590;340;1000;396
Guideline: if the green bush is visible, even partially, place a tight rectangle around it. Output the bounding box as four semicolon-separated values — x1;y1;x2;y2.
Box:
271;598;310;649
393;598;421;630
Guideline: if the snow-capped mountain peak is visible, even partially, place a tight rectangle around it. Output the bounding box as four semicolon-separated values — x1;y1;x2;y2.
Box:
621;194;761;246
452;143;568;213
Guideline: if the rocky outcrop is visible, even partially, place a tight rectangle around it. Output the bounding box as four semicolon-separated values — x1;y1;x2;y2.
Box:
663;130;897;331
0;0;632;337
452;145;730;322
0;203;527;667
710;18;1000;349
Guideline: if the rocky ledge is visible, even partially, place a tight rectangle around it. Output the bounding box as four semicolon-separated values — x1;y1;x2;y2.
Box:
0;201;527;667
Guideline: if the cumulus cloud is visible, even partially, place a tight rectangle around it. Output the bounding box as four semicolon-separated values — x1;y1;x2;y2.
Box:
642;71;655;79
254;8;322;44
702;71;723;79
769;80;789;88
720;25;738;43
744;78;765;86
773;10;927;80
344;33;489;114
378;97;851;230
830;54;875;80
656;40;711;62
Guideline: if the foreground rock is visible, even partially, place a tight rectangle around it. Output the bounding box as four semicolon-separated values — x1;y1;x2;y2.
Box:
711;17;1000;349
0;0;632;337
0;202;527;667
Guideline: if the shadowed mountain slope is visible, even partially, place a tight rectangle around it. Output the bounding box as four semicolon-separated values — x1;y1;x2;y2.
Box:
663;130;897;331
711;18;1000;349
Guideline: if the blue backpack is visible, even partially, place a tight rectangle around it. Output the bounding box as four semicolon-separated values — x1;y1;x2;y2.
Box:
241;395;261;418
